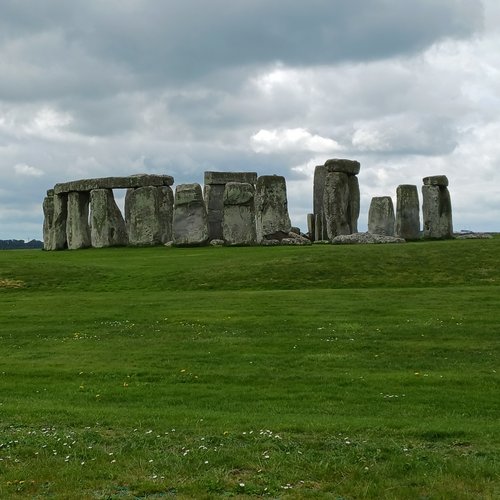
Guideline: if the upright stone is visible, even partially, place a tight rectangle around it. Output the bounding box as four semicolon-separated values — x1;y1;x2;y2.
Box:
323;171;351;239
347;175;360;234
255;175;291;242
222;182;256;245
52;193;68;249
422;176;453;239
90;189;128;248
42;191;55;250
66;191;91;250
368;196;395;236
204;172;257;241
313;159;361;241
396;185;420;240
173;183;208;246
125;186;173;245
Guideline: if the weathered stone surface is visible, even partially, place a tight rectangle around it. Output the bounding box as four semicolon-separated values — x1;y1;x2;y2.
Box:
222;182;256;245
332;232;405;244
282;232;312;245
396;185;420;240
125;186;174;245
323;171;351;239
423;175;448;187
290;227;301;235
54;174;174;194
324;159;361;176
51;193;68;250
368;196;395;236
90;189;128;248
66;191;91;250
209;239;225;246
204;183;225;240
422;184;453;239
173;184;209;246
455;232;492;239
313;165;327;241
255;175;291;242
307;213;315;239
347;175;360;234
42;194;55;250
204;171;257;185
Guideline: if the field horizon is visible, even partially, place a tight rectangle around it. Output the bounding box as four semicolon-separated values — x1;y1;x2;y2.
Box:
1;239;499;498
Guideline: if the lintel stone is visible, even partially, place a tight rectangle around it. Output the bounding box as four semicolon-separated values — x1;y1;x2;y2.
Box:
324;159;361;176
423;175;448;187
204;171;257;185
54;174;174;194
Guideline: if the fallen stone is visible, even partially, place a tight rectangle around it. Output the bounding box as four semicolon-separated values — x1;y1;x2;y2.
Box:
209;239;225;246
255;175;292;242
54;174;174;194
173;183;209;246
332;232;405;244
455;233;493;239
290;227;301;235
395;185;420;240
90;189;128;248
368;196;395;236
260;239;281;246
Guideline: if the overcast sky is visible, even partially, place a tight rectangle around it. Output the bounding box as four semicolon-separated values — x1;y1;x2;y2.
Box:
1;0;499;240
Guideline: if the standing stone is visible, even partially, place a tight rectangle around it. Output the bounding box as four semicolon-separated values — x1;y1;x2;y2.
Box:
222;182;256;245
255;175;291;242
66;191;91;250
396;185;420;240
125;186;174;245
90;189;128;248
42;191;55;250
323;171;351;239
204;172;257;241
173;183;209;246
307;213;315;240
313;159;361;241
422;176;453;239
368;196;395;236
347;175;360;234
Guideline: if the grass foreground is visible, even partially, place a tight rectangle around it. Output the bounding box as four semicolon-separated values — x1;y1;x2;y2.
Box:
0;239;499;499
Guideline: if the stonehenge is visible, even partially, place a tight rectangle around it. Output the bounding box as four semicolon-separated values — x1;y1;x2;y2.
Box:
312;159;360;241
42;164;454;250
368;196;395;236
422;175;453;239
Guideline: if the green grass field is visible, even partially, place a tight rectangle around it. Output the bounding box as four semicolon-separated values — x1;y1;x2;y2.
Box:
0;239;499;499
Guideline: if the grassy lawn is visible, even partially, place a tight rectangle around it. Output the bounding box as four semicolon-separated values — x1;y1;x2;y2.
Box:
0;240;499;499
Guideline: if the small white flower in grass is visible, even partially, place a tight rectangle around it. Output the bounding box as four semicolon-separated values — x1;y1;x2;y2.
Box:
239;483;245;488
111;459;116;463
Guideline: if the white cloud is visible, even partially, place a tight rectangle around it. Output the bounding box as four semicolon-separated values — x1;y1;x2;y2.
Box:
251;128;342;154
14;163;44;177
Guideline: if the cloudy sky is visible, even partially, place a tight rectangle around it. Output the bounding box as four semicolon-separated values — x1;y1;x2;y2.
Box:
1;0;499;240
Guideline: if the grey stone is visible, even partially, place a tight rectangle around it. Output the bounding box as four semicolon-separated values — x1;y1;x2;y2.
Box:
455;233;492;239
324;158;361;176
313;165;327;241
396;185;420;240
222;182;256;245
255;175;292;242
204;171;257;185
332;232;405;244
422;184;453;239
66;191;91;250
173;184;209;246
209;239;225;246
347;175;360;234
54;174;174;194
204;183;225;240
290;227;301;235
323;171;351;239
368;196;395;236
283;232;312;245
260;239;281;246
423;175;449;187
307;214;315;239
42;193;55;250
90;189;128;248
125;186;174;245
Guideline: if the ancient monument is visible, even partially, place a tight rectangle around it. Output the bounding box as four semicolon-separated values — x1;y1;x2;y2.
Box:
422;175;453;239
42;163;454;250
395;185;420;240
368;196;395;236
311;159;360;241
